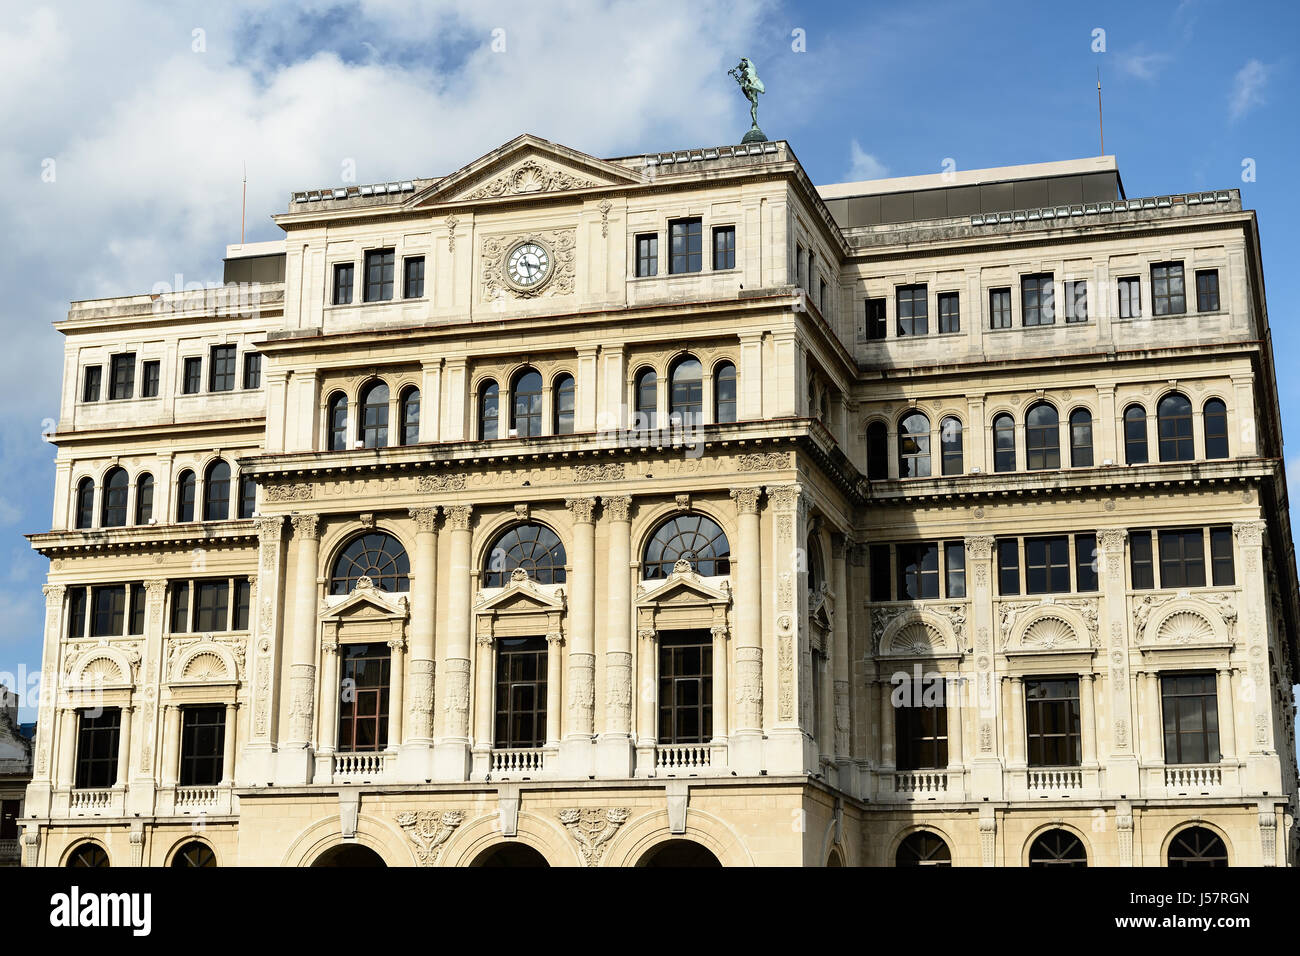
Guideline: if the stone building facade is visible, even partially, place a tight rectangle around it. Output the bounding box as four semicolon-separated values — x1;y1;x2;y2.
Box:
22;134;1299;866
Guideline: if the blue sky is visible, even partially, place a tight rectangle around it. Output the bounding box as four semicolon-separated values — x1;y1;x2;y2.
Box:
2;0;1297;724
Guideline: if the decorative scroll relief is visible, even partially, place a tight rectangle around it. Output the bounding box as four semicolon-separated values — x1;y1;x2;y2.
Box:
998;598;1099;650
871;605;964;656
558;807;630;866
264;483;313;502
573;463;624;483
605;651;632;730
396;810;464;867
443;659;471;735
481;229;576;301
1132;593;1235;646
736;452;791;472
408;659;435;739
417;474;466;494
465;160;597;201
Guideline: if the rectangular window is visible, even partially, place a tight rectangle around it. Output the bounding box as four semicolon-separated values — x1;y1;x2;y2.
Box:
337;642;391;752
494;636;548;749
864;297;887;340
1151;261;1186;316
195;581;230;632
183;357;202;395
869;544;892;602
896;284;928;336
658;632;712;744
1161;673;1220;764
1196;269;1220;312
795;244;805;287
403;255;425;299
1075;533;1098;592
1210;526;1235;586
141;360;160;398
364;248;395;302
129;583;146;636
0;800;17;841
1064;280;1088;323
1117;276;1141;319
896;542;939;600
1129;530;1155;590
209;345;236;392
238;475;257;520
937;291;960;334
712;225;735;270
998;538;1020;595
90;585;127;637
67;587;87;639
1025;536;1070;594
1021;273;1055;326
668;218;702;274
332;262;354;305
895;677;947;771
82;366;102;403
75;708;121;789
1025;678;1082;767
1158;529;1206;589
179;706;226;787
944;541;966;598
170;582;190;633
109;353;135;400
819;279;828;315
243;353;261;389
234;579;252;630
989;287;1012;329
635;233;658;277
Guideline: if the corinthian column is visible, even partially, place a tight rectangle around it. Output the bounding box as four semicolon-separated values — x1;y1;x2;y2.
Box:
278;513;319;785
434;504;473;780
596;495;635;778
729;486;764;774
560;496;597;777
399;507;438;779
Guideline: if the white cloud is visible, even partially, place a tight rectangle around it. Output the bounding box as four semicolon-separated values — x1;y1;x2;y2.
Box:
1229;58;1270;121
1113;50;1172;81
846;139;888;181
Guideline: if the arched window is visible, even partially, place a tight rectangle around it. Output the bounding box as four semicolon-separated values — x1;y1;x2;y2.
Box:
101;467;128;528
74;477;95;529
175;470;196;522
1167;826;1228;867
1069;408;1094;467
511;368;543;438
553;374;575;435
643;513;731;579
1025;402;1060;470
327;392;348;451
714;362;737;423
896;831;952;867
479;380;500;440
866;421;889;479
669;355;703;427
171;841;217;867
1158;393;1194;461
940;416;963;476
634;368;657;429
359;381;389;448
66;843;110;868
993;413;1016;472
483;522;568;586
1203;399;1228;459
329;532;411;595
1124;404;1148;464
238;475;257;519
135;474;154;524
203;459;230;521
399;386;420;446
1028;830;1088;867
897;411;931;478
807;534;824;599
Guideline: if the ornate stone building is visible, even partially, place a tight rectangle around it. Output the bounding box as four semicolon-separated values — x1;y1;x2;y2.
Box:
23;135;1299;866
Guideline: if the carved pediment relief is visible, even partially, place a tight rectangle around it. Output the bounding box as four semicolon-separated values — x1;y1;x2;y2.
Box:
1134;594;1234;648
474;572;566;614
320;577;410;623
878;611;956;658
635;568;732;611
999;598;1099;652
64;642;141;688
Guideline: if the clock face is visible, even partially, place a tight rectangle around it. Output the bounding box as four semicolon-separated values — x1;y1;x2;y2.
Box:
505;241;552;290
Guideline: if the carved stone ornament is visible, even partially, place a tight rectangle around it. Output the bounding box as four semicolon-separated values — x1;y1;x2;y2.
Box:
396;810;465;866
481;229;576;300
601;495;632;522
574;463;625;483
558;807;630;866
418;474;467;493
265;483;313;502
737;452;790;472
465;160;597;201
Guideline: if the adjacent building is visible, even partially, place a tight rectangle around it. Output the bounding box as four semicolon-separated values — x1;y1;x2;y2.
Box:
22;134;1299;866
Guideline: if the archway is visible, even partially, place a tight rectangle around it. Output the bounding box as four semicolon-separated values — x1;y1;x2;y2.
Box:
637;840;722;867
311;844;387;867
470;843;550;867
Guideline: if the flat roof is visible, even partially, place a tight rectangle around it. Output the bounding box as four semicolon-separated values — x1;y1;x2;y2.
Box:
225;239;286;259
817;156;1119;199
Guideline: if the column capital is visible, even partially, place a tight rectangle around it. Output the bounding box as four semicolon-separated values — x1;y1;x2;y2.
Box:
291;513;321;541
710;624;730;641
42;583;66;606
829;531;853;558
1097;528;1128;553
1232;520;1266;547
965;535;996;560
408;507;440;533
765;483;807;517
729;487;762;515
601;495;633;523
565;496;597;524
545;630;564;646
254;514;286;540
444;504;474;531
637;627;656;643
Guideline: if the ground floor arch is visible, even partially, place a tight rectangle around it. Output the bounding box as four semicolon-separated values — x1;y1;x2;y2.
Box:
636;839;723;867
471;842;551;866
311;844;388;867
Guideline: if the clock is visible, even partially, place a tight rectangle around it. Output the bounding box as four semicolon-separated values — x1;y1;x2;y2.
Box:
504;240;552;291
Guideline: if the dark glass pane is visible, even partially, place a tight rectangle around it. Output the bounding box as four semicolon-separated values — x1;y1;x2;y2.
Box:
1129;531;1154;589
203;460;230;521
330;532;411;594
364;249;395;302
483;523;569;586
209;345;236;392
642;514;730;579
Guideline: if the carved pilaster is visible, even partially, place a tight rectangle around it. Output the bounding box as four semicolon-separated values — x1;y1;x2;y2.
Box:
443;658;470;736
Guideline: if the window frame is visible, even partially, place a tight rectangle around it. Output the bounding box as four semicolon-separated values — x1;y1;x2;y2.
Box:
363;248;396;303
668;217;703;275
937;290;960;334
635;232;658;278
988;287;1012;330
1195;269;1220;313
403;255;426;299
332;261;355;305
1021;273;1055;327
1151;261;1187;316
208;344;236;393
109;353;136;400
711;224;736;271
895;284;928;337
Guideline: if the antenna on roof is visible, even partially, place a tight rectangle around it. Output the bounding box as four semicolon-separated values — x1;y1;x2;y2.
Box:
1096;68;1105;156
241;161;247;245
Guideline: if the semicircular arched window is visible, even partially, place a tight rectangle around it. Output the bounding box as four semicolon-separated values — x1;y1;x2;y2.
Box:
1069;408;1094;467
714;362;737;423
634;368;657;430
483;522;568;586
1166;826;1228;867
1203;399;1228;459
175;470;196;523
329;532;411;595
1028;829;1088;867
327;392;348;451
643;513;731;579
1158;392;1194;461
479;380;499;440
203;459;231;521
511;368;544;438
399;386;420;446
66;843;110;868
359;381;390;448
993;412;1016;472
866;421;888;479
101;467;129;528
669;355;703;427
1025;402;1060;470
897;411;931;478
896;831;952;867
171;841;217;867
553;374;575;435
75;477;95;529
135;473;154;525
940;416;963;476
1124;404;1149;464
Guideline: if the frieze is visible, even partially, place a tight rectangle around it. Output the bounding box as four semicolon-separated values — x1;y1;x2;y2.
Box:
736;452;790;472
465;160;597;201
264;483;313;502
417;474;467;493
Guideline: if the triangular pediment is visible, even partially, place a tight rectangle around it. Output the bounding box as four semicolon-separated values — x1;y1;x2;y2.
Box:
475;573;566;614
409;134;641;208
320;581;409;622
636;570;731;609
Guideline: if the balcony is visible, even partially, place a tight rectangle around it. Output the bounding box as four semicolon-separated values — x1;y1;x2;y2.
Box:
0;838;18;865
331;752;392;784
69;788;116;815
1027;768;1084;793
893;770;948;795
654;744;714;775
1164;764;1223;793
490;748;547;777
